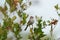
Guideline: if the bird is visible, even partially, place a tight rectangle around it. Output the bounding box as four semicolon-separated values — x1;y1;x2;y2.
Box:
24;16;34;31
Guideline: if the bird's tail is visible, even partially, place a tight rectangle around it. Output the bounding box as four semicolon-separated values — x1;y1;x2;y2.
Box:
24;25;28;31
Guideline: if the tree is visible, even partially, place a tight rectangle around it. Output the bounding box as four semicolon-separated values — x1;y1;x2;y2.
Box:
0;0;30;40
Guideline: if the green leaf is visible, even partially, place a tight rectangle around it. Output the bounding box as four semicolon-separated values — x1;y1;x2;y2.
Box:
22;13;27;24
6;0;14;7
34;28;38;34
4;5;8;11
58;13;60;16
43;21;46;28
6;0;17;12
21;3;27;10
11;16;16;21
47;20;50;23
19;0;23;4
0;5;8;17
17;11;22;17
0;6;2;11
54;4;59;10
29;2;32;6
0;5;7;12
47;20;51;26
10;5;17;12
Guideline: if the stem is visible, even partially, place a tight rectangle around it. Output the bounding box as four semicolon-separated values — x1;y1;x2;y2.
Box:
51;24;53;37
50;24;53;40
57;10;58;14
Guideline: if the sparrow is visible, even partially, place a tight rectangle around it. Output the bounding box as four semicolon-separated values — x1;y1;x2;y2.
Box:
24;16;34;31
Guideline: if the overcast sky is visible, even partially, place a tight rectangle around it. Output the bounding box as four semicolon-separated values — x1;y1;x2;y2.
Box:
0;0;60;40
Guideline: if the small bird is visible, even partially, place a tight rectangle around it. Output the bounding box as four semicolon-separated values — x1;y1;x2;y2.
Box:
24;16;34;31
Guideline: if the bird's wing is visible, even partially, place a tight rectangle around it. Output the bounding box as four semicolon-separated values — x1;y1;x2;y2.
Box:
27;20;31;25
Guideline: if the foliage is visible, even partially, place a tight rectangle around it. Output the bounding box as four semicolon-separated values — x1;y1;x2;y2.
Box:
28;17;46;40
0;27;7;40
0;0;29;40
54;4;60;17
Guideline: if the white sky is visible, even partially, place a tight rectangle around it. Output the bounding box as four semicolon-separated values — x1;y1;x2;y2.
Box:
0;0;60;40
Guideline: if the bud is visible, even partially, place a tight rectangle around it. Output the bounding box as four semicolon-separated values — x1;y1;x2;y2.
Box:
50;19;58;25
